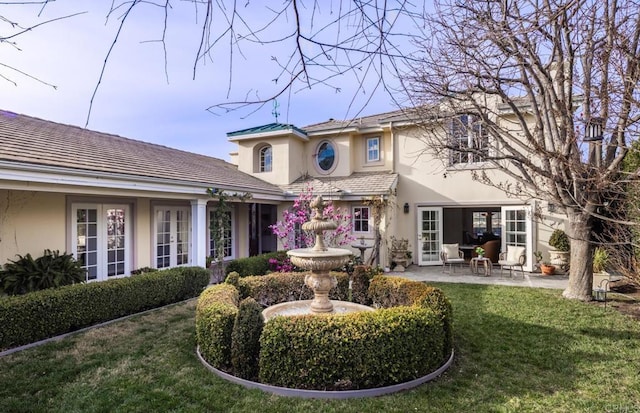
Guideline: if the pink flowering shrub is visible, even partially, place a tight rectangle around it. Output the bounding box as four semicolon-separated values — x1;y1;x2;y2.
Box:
270;185;356;250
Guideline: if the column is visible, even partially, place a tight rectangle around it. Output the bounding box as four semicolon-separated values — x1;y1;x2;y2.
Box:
191;199;208;268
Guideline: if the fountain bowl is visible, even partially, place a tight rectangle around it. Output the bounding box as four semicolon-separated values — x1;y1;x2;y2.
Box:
262;299;374;321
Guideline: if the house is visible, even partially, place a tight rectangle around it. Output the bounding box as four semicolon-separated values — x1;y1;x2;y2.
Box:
0;110;285;282
228;108;564;272
1;104;562;280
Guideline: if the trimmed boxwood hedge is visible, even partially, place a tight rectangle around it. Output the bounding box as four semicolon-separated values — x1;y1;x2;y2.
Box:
224;252;282;277
235;271;349;306
196;271;453;391
259;307;445;390
0;266;209;351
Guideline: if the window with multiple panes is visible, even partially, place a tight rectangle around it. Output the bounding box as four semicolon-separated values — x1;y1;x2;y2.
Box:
259;145;272;172
449;114;489;165
209;209;234;260
72;203;130;282
154;207;190;269
366;137;380;162
352;206;370;233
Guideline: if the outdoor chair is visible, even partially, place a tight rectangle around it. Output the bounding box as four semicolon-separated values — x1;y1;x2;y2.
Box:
498;245;526;278
440;243;465;274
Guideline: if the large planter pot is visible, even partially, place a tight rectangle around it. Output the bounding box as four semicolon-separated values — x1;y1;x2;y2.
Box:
549;250;569;271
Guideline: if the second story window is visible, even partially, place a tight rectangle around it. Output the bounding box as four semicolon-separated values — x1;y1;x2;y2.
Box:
315;140;337;173
449;114;489;166
366;137;380;162
259;145;272;172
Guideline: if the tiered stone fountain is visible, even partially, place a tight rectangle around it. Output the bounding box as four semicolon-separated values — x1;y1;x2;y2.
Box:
262;195;373;320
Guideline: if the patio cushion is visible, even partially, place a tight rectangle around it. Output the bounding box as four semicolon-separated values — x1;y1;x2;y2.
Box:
506;246;525;263
442;243;460;259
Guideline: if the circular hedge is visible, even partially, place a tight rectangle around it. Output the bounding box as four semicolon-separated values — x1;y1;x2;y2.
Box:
195;269;453;392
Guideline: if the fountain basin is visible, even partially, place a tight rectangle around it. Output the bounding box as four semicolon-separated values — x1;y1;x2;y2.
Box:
287;247;351;270
262;299;374;321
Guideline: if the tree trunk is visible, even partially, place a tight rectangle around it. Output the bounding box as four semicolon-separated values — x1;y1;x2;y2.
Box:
562;212;594;301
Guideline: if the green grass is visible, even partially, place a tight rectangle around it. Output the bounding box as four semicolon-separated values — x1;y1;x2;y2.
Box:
1;284;639;412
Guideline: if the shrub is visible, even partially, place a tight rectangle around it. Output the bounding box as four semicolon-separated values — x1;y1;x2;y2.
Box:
369;275;453;355
195;283;239;370
236;271;349;306
195;274;452;390
231;297;264;380
259;307;445;390
549;229;570;252
593;247;609;273
225;271;240;288
0;249;86;295
0;266;209;350
224;252;281;276
351;265;382;305
130;267;159;275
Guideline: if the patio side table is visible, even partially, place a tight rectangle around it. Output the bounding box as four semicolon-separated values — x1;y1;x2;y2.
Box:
470;257;492;276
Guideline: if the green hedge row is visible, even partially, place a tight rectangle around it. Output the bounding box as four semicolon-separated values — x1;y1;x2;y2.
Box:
369;275;454;356
196;271;453;391
0;266;209;351
195;283;239;370
259;306;445;390
224;252;281;277
235;271;349;306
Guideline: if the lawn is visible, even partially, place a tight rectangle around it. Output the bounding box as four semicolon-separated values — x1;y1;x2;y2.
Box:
1;283;639;412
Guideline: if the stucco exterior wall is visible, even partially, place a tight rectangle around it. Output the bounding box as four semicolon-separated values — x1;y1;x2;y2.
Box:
0;190;66;264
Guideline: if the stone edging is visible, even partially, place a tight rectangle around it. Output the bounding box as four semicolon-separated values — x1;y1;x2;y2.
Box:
196;346;454;399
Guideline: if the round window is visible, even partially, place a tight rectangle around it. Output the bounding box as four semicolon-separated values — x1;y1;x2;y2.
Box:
316;141;336;172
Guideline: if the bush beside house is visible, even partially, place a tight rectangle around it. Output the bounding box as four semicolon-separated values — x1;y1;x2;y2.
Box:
0;266;209;351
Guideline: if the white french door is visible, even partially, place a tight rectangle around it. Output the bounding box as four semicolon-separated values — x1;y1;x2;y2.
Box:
72;204;131;282
417;207;443;265
154;207;191;269
501;205;534;272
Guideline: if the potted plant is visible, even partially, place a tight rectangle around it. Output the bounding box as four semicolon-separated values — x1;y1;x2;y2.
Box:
548;229;570;271
540;261;556;275
533;251;543;272
475;246;485;258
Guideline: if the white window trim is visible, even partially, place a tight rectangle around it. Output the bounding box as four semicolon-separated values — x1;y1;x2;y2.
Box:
314;139;338;175
365;136;382;164
448;114;490;167
259;145;272;173
351;205;372;234
71;203;131;282
207;208;236;261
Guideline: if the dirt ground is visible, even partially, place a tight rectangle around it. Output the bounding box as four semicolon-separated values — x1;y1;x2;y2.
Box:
593;278;640;321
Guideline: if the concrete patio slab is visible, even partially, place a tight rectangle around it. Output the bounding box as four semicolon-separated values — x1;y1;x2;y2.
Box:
387;264;569;290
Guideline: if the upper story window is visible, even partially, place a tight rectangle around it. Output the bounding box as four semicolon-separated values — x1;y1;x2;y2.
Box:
315;140;337;173
352;206;370;233
259;145;272;172
366;137;380;163
449;114;489;166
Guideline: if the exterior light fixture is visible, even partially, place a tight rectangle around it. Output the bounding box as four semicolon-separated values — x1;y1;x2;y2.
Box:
403;203;410;214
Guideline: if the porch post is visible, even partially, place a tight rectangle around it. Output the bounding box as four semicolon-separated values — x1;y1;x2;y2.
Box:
191;199;208;268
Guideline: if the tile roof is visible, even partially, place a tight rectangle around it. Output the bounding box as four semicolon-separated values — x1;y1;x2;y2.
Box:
280;171;398;197
0;110;282;195
302;108;418;133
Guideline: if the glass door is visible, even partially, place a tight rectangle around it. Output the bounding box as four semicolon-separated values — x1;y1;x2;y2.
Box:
417;207;443;265
501;205;533;272
155;207;191;268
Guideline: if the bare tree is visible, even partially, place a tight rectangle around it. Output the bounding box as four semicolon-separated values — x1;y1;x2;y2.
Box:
401;0;640;300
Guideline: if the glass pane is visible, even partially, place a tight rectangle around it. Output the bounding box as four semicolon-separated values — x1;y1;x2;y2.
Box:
108;264;116;277
88;209;97;222
88;252;97;266
88;224;97;237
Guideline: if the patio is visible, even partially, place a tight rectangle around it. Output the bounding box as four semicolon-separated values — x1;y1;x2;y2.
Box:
389;264;569;290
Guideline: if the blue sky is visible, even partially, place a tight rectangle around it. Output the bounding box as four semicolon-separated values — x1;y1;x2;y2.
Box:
1;2;402;161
